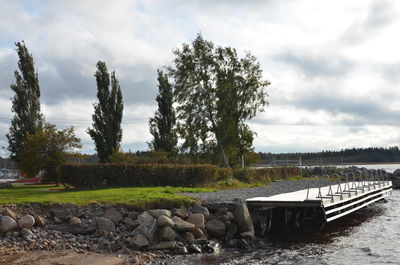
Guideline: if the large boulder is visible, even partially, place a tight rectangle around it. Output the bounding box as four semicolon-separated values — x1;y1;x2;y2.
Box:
103;208;122;224
148;209;171;218
0;216;17;233
393;169;400;177
158;226;176;241
173;208;189;219
17;215;35;229
129;234;150;249
96;217;116;234
137;212;154;226
191;205;209;216
157;215;174;227
131;213;157;243
234;200;255;236
205;219;225;238
187;213;205;229
172;216;195;232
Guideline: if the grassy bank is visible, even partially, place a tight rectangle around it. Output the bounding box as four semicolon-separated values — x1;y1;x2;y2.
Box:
0;185;215;210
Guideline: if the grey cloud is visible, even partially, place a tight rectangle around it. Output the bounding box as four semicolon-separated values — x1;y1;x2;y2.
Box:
340;0;397;45
274;52;354;77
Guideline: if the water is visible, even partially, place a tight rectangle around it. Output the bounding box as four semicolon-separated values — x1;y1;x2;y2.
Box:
162;191;400;265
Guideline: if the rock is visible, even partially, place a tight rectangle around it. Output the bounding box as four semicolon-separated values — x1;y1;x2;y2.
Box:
204;241;221;254
20;228;33;240
192;227;207;239
17;215;35;229
124;218;140;231
183;232;195;242
2;208;17;220
173;208;189;219
215;207;228;216
54;216;62;224
51;209;70;220
96;217;116;234
103;208;122;224
53;224;96;235
226;222;238;238
69;217;81;227
172;216;195;232
158;226;176;241
177;246;189;254
128;211;139;220
34;215;46;227
0;216;17;233
148;209;171;218
129;234;150;249
217;214;230;223
393;169;400;177
149;241;177;250
157;215;174;227
131;218;157;243
188;243;202;253
240;230;255;242
137;212;154;226
187;213;205;229
191;205;209;216
205;219;225;238
234;200;255;237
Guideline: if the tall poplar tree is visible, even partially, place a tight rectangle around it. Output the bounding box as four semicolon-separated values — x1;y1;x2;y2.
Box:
148;70;177;154
7;41;43;162
87;61;123;163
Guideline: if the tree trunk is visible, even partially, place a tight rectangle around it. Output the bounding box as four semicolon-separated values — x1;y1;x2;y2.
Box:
240;154;245;168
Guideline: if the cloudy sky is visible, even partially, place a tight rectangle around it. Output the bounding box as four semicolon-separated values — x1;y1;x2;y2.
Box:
1;0;400;156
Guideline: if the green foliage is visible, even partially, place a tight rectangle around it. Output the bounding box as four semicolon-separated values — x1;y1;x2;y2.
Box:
233;167;301;183
60;163;220;188
88;61;123;163
7;41;43;162
19;123;81;183
109;148;136;163
170;33;269;167
149;70;178;154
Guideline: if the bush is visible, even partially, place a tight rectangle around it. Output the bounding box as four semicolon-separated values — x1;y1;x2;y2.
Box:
60;163;219;188
233;167;301;183
217;168;233;181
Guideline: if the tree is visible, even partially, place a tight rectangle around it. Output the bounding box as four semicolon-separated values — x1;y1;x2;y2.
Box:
7;41;43;162
87;61;123;163
19;123;81;183
148;70;178;154
170;34;269;167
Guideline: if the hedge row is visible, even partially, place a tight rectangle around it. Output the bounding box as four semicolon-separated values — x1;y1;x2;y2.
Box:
60;163;220;188
233;167;301;183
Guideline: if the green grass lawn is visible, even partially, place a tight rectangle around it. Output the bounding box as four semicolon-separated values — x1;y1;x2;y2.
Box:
0;185;215;210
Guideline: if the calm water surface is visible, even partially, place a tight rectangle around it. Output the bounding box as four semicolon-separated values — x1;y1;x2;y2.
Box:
164;190;400;265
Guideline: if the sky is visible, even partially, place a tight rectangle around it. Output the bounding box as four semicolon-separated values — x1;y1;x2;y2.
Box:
1;0;400;156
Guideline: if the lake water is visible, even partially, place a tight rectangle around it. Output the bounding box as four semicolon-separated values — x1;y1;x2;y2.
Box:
162;189;400;265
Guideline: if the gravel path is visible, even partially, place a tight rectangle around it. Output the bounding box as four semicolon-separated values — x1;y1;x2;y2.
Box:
181;179;332;203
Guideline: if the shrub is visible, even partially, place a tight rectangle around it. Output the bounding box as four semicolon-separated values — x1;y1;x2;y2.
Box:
217;168;233;181
60;163;219;188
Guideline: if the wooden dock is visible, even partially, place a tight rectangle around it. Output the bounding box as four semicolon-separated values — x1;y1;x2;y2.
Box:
246;180;392;230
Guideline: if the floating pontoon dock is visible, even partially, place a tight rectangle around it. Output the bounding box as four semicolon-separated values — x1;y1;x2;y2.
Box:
246;175;392;232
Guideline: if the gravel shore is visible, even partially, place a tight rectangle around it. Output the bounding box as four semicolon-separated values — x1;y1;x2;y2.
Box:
181;179;332;203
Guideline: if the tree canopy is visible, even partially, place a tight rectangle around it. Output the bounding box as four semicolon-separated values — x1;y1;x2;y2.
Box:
148;70;178;154
87;61;124;163
7;41;43;162
170;33;270;167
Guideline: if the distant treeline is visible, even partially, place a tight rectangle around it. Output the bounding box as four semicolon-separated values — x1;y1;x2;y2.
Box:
258;147;400;165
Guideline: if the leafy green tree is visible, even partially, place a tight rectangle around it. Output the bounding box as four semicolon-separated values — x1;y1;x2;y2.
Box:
170;34;269;167
7;41;43;162
19;123;81;183
148;70;178;154
88;61;123;163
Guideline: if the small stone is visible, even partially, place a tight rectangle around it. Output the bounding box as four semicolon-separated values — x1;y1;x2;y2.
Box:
20;228;33;240
129;234;150;249
34;216;46;227
215;207;228;216
173;208;189;219
188;243;202;253
183;232;195;242
96;217;116;234
191;205;209;216
54;216;62;224
205;219;225;238
103;208;122;224
18;215;35;229
0;216;17;233
147;209;171;218
158;226;176;241
69;217;81;227
187;213;205;229
157;215;174;227
240;230;255;242
172;216;195;232
192;227;207;239
127;211;139;220
2;208;17;220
